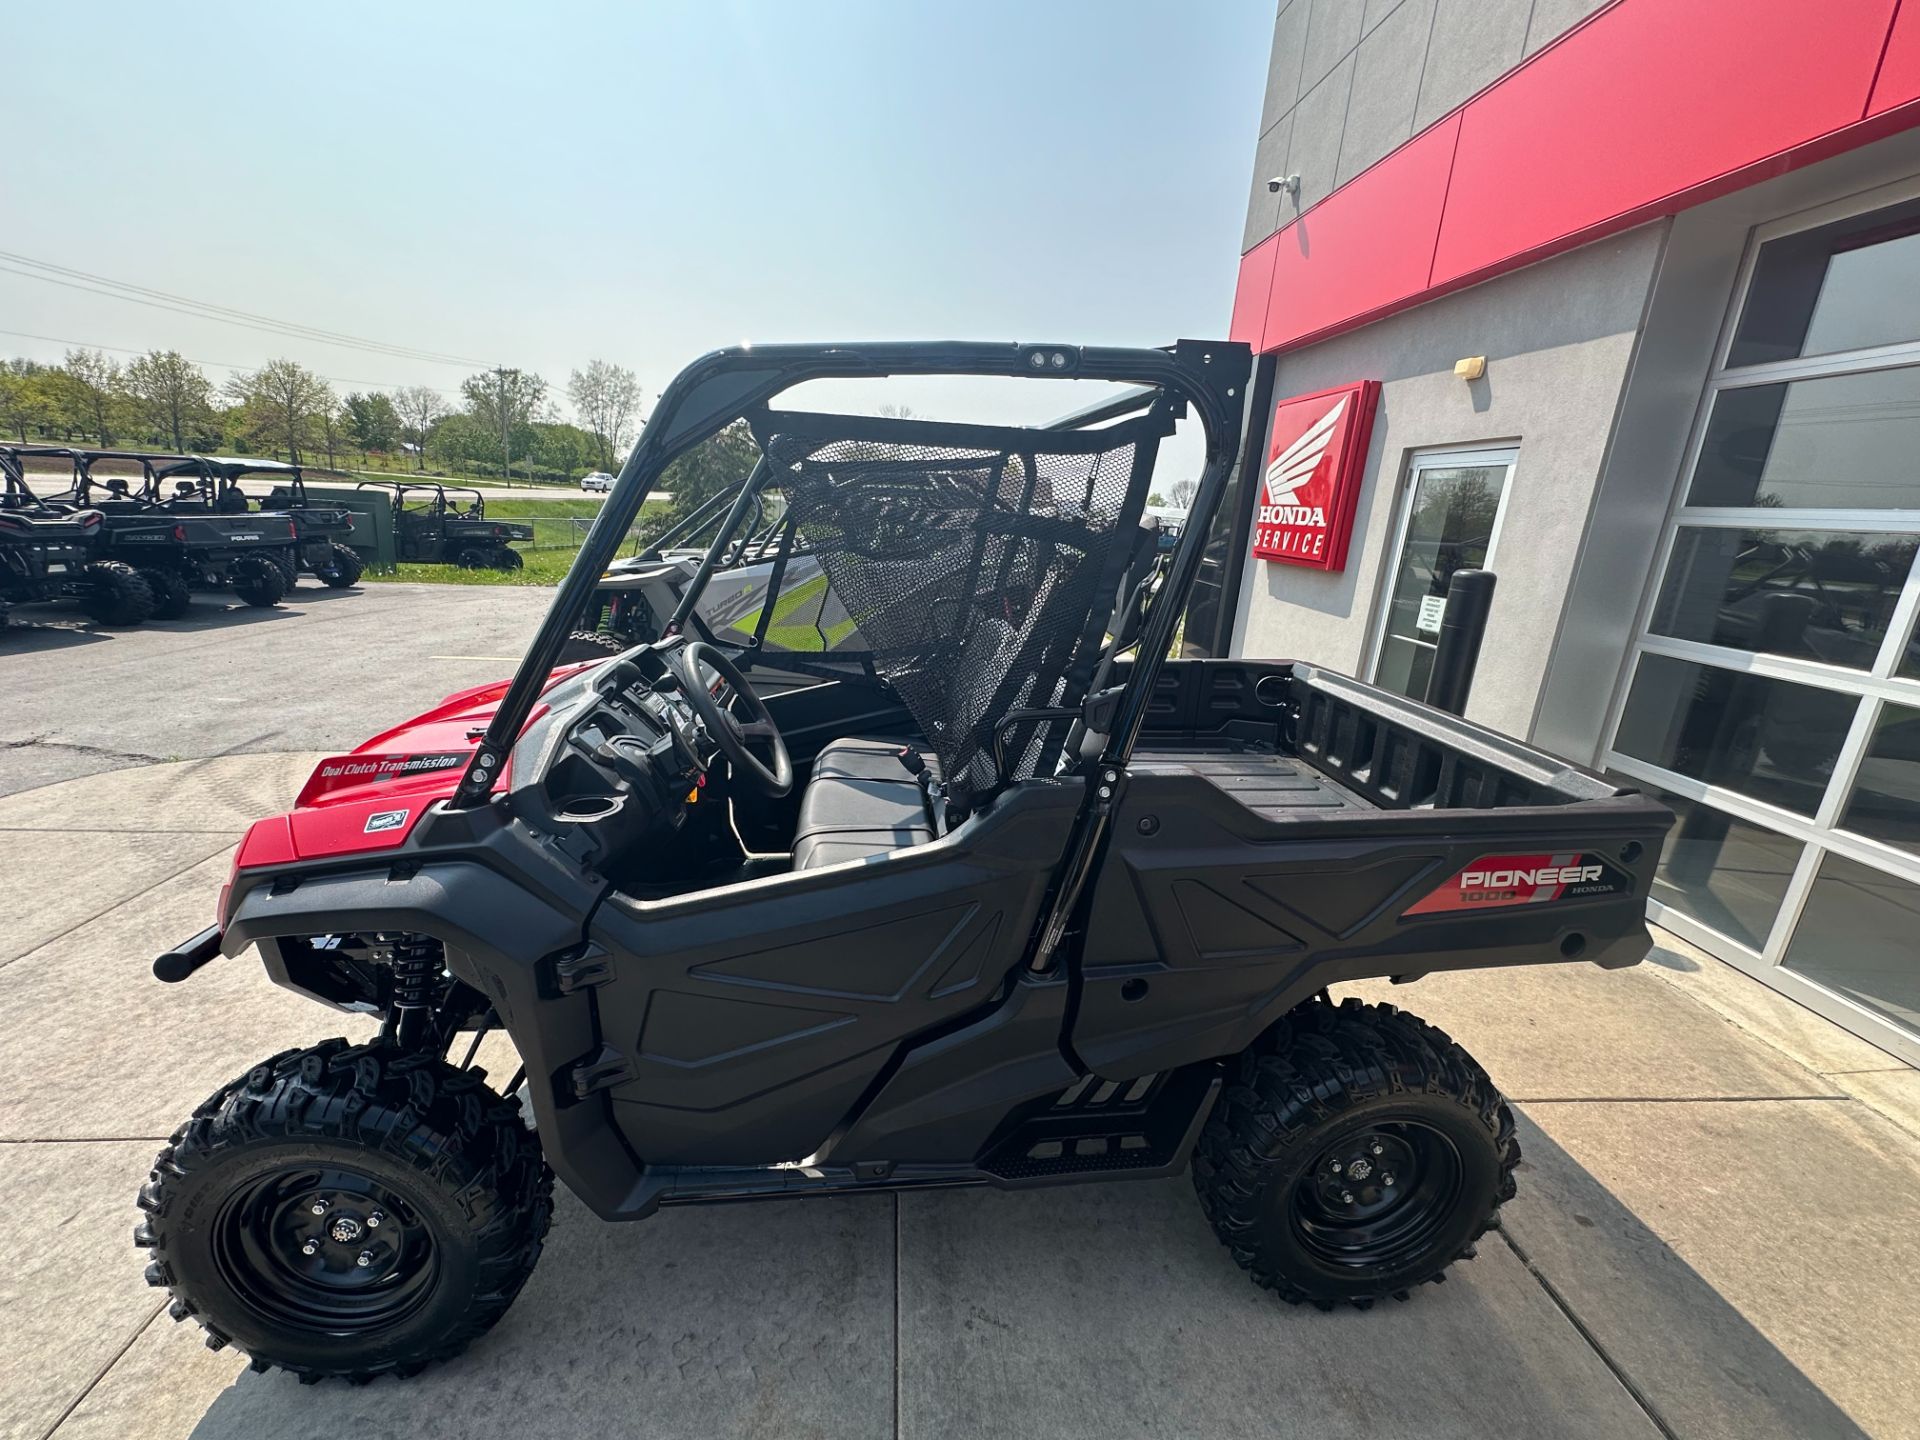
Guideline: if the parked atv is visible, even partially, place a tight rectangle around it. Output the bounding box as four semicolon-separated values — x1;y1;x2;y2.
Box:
141;341;1672;1382
355;480;532;570
0;453;152;627
9;448;297;614
153;456;363;590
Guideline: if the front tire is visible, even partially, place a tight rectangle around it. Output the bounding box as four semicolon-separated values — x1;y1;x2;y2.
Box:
136;1040;553;1381
1192;997;1516;1309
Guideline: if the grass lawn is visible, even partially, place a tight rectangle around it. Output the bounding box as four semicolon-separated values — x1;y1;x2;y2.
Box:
358;497;669;587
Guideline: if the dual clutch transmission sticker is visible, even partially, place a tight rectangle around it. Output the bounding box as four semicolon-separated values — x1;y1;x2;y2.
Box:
1404;851;1632;916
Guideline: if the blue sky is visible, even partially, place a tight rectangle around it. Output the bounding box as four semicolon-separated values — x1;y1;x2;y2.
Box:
2;2;1269;434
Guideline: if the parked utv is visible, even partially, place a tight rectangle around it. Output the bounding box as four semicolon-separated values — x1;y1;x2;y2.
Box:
9;448;298;613
153;456;363;590
0;452;152;627
140;341;1672;1383
355;480;532;570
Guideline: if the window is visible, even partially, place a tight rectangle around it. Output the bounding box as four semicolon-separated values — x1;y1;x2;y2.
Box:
1368;447;1514;702
1603;184;1920;1064
1650;528;1915;669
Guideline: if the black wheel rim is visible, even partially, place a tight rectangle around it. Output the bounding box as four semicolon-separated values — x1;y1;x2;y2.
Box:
1290;1120;1464;1271
211;1166;440;1336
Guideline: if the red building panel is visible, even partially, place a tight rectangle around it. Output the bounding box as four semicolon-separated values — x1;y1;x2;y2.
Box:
1229;232;1277;348
1252;115;1459;354
1871;0;1920;117
1431;0;1898;286
1228;0;1920;355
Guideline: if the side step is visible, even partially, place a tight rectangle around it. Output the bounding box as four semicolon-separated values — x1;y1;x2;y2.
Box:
614;1064;1222;1217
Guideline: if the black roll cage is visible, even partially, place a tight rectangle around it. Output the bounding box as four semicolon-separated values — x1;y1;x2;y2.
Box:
355;480;488;518
456;335;1248;847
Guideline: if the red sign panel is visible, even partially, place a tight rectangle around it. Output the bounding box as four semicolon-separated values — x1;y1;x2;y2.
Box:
1251;380;1380;571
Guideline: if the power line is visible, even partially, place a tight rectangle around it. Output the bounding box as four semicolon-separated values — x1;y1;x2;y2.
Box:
0;250;495;369
0;326;465;399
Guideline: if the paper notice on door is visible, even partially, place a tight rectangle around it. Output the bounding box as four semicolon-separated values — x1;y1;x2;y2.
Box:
1415;594;1447;635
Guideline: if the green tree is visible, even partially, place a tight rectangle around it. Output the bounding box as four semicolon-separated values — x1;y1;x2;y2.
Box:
123;350;213;451
567;359;642;471
227;358;334;464
662;419;760;528
392;385;451;471
0;359;55;441
63;348;123;445
343;391;402;454
460;369;548;476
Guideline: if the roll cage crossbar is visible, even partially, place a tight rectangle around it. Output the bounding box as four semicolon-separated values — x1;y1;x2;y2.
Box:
454;339;1250;816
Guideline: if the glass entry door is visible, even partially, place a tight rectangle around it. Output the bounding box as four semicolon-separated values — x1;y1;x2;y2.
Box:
1369;447;1515;701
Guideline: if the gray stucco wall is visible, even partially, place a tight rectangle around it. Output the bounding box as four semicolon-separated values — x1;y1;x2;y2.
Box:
1231;223;1666;741
1243;0;1615;253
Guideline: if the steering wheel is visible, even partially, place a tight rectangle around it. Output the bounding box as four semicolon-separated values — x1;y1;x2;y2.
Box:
671;641;793;797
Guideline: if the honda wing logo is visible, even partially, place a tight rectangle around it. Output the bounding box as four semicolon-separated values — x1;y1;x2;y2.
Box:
1251;381;1378;572
1263;395;1346;503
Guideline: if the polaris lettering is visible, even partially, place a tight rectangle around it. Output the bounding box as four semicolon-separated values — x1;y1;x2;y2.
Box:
1462;864;1602;889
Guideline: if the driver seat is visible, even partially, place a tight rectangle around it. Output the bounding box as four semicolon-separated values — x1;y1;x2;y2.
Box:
792;738;942;870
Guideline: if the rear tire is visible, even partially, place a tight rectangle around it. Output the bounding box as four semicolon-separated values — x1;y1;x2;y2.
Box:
139;568;193;620
80;560;155;626
1192;997;1516;1310
136;1040;553;1382
494;547;524;571
231;555;287;607
456;546;492;570
273;552;300;591
317;543;364;589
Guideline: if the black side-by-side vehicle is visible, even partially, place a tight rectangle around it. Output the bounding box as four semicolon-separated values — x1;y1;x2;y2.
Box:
153;456;364;590
8;448;299;613
354;480;532;570
138;340;1673;1382
0;451;153;627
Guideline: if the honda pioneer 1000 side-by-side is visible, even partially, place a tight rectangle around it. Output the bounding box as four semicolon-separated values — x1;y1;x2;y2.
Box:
139;341;1672;1382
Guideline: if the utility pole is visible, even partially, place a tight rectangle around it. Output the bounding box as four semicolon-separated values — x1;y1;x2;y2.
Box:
490;366;519;484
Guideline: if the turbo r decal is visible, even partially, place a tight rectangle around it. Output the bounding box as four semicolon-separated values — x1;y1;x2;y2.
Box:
1404;851;1630;916
364;809;411;834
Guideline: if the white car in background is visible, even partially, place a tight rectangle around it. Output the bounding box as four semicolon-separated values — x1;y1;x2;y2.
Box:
579;472;615;492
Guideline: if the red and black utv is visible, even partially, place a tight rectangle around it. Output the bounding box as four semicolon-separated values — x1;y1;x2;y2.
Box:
138;341;1672;1382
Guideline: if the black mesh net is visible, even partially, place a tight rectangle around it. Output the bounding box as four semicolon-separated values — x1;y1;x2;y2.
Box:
759;408;1167;801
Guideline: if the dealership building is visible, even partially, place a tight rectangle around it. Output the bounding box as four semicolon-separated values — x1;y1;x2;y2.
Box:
1190;0;1920;1062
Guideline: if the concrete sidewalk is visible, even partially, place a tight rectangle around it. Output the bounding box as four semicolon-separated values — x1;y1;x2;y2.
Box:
2;752;1916;1440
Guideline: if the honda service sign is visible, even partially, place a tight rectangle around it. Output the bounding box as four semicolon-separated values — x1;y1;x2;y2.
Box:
1251;380;1379;572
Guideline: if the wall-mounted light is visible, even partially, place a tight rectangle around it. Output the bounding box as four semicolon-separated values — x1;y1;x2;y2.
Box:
1454;355;1487;382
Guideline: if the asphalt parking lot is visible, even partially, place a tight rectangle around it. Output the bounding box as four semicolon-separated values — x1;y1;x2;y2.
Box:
3;586;1919;1440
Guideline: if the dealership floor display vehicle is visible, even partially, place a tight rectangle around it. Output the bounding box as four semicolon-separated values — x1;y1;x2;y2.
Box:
139;341;1672;1382
0;453;153;627
354;481;532;570
155;456;363;590
7;448;298;613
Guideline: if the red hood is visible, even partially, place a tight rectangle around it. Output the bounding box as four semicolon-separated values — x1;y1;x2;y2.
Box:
231;662;598;875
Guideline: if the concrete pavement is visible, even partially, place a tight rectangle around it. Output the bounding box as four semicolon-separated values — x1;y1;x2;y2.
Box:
3;586;1916;1439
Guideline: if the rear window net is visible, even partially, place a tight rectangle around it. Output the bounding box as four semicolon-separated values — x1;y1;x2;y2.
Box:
754;406;1171;801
